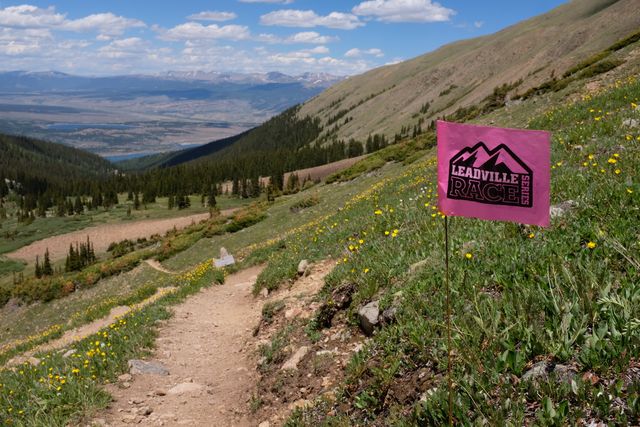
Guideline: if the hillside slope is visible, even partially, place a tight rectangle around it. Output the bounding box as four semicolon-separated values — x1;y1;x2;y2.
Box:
0;133;113;195
299;0;640;142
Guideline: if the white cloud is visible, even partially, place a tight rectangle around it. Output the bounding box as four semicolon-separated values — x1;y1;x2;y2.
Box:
239;0;294;3
260;10;363;30
0;5;65;28
63;13;146;36
345;47;384;58
353;0;455;23
187;11;237;22
305;45;329;54
160;22;251;41
286;31;338;44
98;37;146;58
474;20;484;28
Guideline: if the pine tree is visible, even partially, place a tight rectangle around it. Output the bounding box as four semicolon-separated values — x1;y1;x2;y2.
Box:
168;195;174;210
207;186;217;208
134;192;140;210
73;196;83;215
35;255;42;279
43;248;53;276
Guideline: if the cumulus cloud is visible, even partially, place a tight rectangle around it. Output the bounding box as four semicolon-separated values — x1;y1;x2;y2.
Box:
160;22;251;41
187;11;237;22
63;13;145;36
352;0;455;23
260;10;363;30
98;37;146;58
345;47;384;58
286;31;338;44
0;5;65;28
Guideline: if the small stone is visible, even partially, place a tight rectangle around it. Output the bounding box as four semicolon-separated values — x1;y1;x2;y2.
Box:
258;422;271;427
128;360;169;376
297;260;310;276
122;382;131;389
118;373;133;382
622;118;639;128
550;200;578;219
91;418;108;426
62;349;77;358
167;382;205;395
522;361;575;383
353;343;364;353
315;350;335;357
153;389;167;396
260;288;269;298
281;346;309;371
219;247;229;258
137;406;153;416
121;414;139;424
358;301;380;336
131;398;145;405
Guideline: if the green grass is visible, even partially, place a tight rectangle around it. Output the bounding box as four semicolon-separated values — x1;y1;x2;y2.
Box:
0;263;170;362
161;164;405;272
0;257;25;276
264;76;640;425
0;260;223;426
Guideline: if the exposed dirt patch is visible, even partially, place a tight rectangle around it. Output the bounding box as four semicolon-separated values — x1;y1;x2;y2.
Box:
7;208;238;264
248;259;370;426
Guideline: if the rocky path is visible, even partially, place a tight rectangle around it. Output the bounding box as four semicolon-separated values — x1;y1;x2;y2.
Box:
98;265;266;426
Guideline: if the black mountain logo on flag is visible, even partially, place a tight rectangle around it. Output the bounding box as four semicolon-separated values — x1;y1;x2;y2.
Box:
447;142;533;207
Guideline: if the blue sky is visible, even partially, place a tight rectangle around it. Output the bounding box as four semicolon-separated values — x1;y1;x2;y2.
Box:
0;0;568;76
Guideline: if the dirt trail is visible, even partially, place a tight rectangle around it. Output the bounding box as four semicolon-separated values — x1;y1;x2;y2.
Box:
94;260;338;427
99;265;266;427
7;208;238;264
145;259;178;275
6;287;177;367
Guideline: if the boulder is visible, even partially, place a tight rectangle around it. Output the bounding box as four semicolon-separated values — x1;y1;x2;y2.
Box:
358;301;380;336
219;247;229;258
622;118;639;128
128;360;169;376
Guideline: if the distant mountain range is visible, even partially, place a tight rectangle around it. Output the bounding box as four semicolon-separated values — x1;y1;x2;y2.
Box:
122;0;640;174
0;70;343;158
0;70;343;93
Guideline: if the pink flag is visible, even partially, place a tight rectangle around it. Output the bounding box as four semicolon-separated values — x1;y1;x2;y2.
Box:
437;120;550;227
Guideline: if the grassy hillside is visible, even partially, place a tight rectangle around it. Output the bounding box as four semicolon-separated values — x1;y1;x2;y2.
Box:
299;0;640;143
248;76;640;425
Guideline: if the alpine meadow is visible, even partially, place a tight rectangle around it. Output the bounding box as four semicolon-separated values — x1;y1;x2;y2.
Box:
0;0;639;425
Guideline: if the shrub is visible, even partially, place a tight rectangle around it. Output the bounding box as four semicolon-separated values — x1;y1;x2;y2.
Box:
290;194;320;213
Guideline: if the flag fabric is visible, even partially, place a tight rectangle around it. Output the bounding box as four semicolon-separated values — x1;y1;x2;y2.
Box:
437;120;551;227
